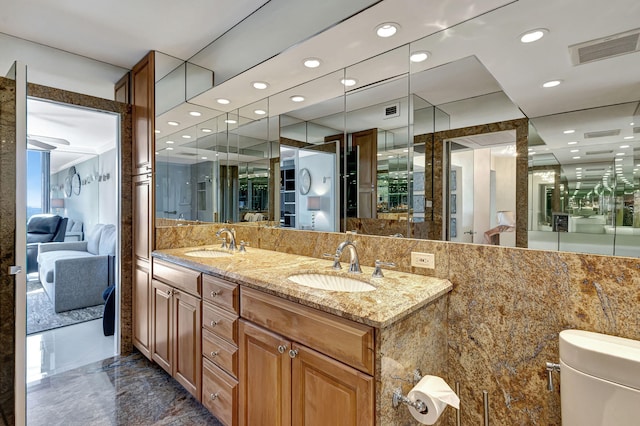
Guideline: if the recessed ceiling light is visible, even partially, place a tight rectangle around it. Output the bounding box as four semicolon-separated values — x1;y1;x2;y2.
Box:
168;121;179;126
620;145;630;148
216;98;230;105
409;51;430;63
563;129;575;134
252;81;269;90
542;80;562;88
340;78;357;87
290;95;305;102
572;156;581;159
616;152;625;156
201;156;208;160
189;111;202;117
166;140;174;144
376;22;399;38
570;149;579;153
182;135;191;139
154;129;161;134
225;119;237;124
201;128;212;133
631;122;635;126
623;136;634;139
519;28;548;43
568;141;578;145
254;109;267;115
166;147;174;151
303;58;321;68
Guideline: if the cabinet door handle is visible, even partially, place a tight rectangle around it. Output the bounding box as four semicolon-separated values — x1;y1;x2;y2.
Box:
210;320;218;327
210;290;219;298
166;289;171;296
210;351;219;358
277;345;287;354
210;392;219;401
288;349;298;359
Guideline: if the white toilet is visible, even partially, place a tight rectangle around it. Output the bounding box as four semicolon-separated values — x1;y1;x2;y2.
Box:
559;329;640;425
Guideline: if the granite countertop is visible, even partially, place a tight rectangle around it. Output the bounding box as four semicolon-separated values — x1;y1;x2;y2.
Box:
152;245;452;328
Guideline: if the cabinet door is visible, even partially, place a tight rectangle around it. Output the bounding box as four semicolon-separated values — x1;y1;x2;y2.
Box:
238;320;291;426
173;290;202;401
151;279;172;374
291;343;374;426
132;259;151;359
133;175;152;262
131;51;155;176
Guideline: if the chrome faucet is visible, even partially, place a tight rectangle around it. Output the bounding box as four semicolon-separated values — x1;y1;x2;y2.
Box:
334;240;362;274
216;227;237;251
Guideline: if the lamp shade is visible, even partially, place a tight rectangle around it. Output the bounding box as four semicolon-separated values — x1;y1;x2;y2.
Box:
306;196;322;211
51;198;65;209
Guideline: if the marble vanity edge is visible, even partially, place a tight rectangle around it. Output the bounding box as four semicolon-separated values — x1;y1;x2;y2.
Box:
151;249;452;328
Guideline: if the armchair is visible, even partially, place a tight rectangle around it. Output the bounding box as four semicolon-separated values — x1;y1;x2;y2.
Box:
26;214;68;274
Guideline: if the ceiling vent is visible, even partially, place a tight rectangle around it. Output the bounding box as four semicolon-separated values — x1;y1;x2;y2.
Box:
570;29;640;65
583;129;620;138
383;103;400;119
585;149;613;155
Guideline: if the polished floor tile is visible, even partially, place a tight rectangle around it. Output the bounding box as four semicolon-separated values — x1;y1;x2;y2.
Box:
27;351;223;426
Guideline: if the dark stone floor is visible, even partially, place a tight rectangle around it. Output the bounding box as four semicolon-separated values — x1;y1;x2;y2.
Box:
27;351;223;425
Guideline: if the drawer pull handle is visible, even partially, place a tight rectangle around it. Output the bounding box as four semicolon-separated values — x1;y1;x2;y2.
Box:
210;351;219;358
210;290;219;297
210;320;218;327
277;345;287;354
210;392;219;401
289;349;298;359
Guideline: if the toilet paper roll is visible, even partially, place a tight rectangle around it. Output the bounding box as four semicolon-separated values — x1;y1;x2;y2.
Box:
407;375;460;425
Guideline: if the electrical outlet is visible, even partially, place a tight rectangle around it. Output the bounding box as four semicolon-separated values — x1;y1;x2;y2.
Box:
411;252;435;269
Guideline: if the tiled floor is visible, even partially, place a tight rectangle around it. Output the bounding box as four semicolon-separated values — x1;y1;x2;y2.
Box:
26;321;222;425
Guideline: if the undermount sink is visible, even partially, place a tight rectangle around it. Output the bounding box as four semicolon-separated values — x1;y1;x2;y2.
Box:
184;249;232;258
287;273;376;292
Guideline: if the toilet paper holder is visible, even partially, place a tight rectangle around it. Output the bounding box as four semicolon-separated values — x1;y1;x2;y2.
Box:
392;369;428;414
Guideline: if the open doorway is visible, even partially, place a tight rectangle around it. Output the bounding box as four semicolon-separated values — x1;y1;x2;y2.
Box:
24;98;120;391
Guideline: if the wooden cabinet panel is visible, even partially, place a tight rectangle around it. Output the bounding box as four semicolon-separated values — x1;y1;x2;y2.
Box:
153;259;201;297
203;328;238;376
132;259;151;359
352;129;377;218
114;72;130;104
291;343;374;426
203;357;238;426
133;175;152;261
173;290;201;401
151;279;172;374
132;51;154;176
241;287;375;375
238;320;291;426
202;274;239;314
203;302;238;344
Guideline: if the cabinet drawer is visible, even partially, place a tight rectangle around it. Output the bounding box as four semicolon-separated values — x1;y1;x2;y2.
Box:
203;358;238;426
203;328;238;377
203;302;238;344
240;287;375;375
153;259;201;297
202;274;239;314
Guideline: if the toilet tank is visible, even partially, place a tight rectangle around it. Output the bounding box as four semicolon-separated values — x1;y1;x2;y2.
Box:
559;330;640;426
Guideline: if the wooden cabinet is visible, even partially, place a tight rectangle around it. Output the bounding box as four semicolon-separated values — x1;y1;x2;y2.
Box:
131;51;155;176
201;274;240;426
239;288;374;426
152;259;202;401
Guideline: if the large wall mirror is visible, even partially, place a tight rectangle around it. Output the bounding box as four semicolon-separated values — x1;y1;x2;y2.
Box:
153;1;640;257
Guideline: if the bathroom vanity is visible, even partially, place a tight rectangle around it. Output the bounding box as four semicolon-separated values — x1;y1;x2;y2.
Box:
147;245;452;425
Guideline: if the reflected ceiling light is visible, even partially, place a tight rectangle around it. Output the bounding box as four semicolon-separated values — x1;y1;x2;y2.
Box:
154;129;161;134
166;147;174;151
290;95;305;102
576;167;582;170
567;141;578;145
376;22;399;38
620;145;631;148
615;158;623;162
542;80;562;88
201;128;212;133
182;135;191;139
520;28;548;43
409;51;430;63
252;81;269;90
225;119;237;124
201;156;208;160
616;152;625;156
189;111;202;117
623;136;634;139
572;156;581;159
216;98;230;105
403;149;409;153
631;122;635;126
388;155;394;158
340;78;357;87
570;149;579;153
563;129;575;134
168;121;180;126
166;140;174;144
254;109;267;115
303;58;321;68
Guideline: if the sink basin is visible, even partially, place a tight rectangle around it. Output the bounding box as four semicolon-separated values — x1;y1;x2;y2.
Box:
184;249;232;258
287;273;375;292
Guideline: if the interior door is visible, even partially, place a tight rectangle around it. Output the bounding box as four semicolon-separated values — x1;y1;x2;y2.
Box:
0;61;27;426
447;142;476;243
